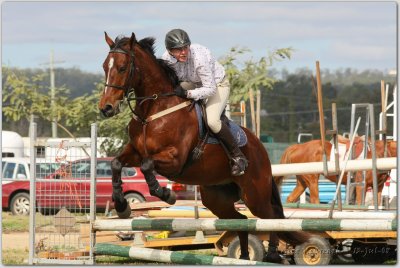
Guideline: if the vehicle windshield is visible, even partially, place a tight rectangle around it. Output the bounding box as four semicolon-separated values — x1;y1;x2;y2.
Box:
36;163;61;178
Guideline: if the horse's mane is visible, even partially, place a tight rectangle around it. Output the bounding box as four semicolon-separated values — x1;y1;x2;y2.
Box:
114;36;179;87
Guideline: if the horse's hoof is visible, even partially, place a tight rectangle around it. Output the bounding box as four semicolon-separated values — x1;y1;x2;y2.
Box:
165;189;176;205
239;255;250;260
264;252;283;263
115;200;131;219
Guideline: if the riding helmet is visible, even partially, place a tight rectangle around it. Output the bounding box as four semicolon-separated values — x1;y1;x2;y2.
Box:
165;29;191;50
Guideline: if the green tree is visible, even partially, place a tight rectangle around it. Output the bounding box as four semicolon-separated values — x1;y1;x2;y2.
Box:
2;69;131;156
220;47;293;103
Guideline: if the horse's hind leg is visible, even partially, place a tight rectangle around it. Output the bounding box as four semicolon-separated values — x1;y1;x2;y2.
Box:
141;158;176;205
241;180;283;263
200;184;250;260
286;175;308;203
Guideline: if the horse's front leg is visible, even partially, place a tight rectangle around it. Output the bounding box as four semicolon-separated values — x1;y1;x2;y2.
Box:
141;158;176;205
111;144;141;219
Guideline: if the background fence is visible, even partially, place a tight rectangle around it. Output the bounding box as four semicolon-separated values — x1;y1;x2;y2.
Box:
28;123;96;265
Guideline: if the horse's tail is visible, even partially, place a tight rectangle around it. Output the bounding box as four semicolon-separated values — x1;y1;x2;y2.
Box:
273;145;293;188
271;179;311;246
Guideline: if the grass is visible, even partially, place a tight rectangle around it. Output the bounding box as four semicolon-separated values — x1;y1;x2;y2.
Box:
2;212;53;233
1;248;29;265
2;212;30;233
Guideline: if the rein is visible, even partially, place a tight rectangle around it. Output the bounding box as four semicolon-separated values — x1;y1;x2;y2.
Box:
105;44;192;158
136;100;192;157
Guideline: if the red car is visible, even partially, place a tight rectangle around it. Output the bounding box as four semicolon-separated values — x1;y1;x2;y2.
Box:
2;157;169;215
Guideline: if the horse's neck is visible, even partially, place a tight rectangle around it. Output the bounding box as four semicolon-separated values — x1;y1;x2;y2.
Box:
135;49;172;95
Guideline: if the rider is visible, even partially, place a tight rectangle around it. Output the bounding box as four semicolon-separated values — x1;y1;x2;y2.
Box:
162;28;248;176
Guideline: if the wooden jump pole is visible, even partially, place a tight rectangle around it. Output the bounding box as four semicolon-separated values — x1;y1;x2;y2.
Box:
94;243;273;265
146;209;396;220
315;61;329;176
329;117;361;218
271;157;396;176
380;80;388;157
93;218;397;232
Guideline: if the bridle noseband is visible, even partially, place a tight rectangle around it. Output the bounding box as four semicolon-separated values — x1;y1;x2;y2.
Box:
105;46;177;117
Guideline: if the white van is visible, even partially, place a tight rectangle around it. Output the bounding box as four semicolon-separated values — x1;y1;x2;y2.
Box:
2;157;30;181
2;131;25;158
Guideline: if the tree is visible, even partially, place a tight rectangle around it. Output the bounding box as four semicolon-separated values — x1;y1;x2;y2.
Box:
3;68;96;137
2;68;132;156
220;46;293;134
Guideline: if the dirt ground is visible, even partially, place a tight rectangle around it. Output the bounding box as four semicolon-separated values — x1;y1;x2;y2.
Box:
2;232;29;250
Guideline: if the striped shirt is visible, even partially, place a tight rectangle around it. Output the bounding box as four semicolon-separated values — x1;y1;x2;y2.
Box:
162;44;225;101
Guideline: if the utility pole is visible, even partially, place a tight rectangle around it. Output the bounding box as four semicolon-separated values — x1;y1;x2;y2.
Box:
41;50;64;138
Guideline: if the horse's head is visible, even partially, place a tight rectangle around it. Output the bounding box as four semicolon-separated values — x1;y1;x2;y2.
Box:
99;32;137;118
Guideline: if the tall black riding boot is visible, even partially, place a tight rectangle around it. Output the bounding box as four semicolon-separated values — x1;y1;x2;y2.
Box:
214;122;248;176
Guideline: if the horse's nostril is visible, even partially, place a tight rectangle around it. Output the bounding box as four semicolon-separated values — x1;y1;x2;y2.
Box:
105;104;113;112
100;104;114;117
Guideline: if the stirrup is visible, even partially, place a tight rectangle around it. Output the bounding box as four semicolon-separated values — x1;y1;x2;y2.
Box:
231;156;248;176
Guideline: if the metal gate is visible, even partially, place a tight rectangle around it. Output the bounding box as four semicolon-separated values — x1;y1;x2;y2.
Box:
28;123;96;264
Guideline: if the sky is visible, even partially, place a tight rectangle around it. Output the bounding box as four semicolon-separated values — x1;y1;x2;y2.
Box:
1;1;398;75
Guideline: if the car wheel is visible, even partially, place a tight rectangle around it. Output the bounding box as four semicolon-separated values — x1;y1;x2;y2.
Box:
227;234;265;262
294;236;332;265
125;193;145;204
10;192;30;216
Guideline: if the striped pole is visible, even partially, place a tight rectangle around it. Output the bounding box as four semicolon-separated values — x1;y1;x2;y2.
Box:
94;243;273;265
94;218;397;232
282;202;369;210
271;157;396;176
146;209;397;220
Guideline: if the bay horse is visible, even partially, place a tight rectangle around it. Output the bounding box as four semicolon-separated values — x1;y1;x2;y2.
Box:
274;138;397;205
98;32;310;261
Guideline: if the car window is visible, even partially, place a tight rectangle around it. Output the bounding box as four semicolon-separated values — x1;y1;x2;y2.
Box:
122;167;137;177
97;161;112;177
36;163;60;178
70;160;91;178
17;164;27;177
3;162;16;179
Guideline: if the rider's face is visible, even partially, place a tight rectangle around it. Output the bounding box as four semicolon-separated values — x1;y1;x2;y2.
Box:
169;46;189;62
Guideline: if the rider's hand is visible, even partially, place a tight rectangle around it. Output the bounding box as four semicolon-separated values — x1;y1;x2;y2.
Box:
174;85;188;98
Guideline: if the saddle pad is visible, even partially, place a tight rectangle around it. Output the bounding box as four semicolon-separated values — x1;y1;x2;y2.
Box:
329;140;365;161
195;103;247;147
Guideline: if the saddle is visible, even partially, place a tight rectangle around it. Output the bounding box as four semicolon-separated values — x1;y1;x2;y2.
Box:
189;101;247;161
330;135;367;161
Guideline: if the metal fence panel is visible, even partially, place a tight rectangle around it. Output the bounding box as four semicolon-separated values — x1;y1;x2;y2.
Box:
29;123;96;264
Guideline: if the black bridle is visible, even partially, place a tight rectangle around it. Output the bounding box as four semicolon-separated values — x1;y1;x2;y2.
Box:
104;47;136;98
104;46;176;119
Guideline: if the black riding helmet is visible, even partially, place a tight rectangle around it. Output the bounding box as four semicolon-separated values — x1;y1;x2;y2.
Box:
165;29;191;50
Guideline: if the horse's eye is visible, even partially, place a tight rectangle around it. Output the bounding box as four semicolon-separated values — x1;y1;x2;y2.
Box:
119;66;127;73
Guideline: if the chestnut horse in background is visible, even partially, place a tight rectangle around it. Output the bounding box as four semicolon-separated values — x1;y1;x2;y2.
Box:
98;32;310;262
274;139;397;205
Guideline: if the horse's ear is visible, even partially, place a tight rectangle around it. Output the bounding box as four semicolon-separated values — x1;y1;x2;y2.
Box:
105;32;115;48
129;32;137;49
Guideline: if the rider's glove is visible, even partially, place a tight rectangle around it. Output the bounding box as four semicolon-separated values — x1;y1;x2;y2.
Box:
174;85;188;98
